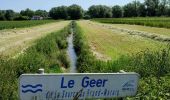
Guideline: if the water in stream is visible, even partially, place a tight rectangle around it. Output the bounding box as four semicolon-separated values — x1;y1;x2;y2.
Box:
67;29;77;73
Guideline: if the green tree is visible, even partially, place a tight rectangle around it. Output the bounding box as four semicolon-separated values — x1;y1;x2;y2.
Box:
49;6;68;19
99;5;112;18
123;1;144;17
5;10;15;20
88;5;100;18
112;5;122;18
67;4;84;19
20;8;34;18
145;0;160;16
138;3;147;17
35;10;48;18
88;5;112;18
123;2;137;17
157;0;168;16
0;10;6;20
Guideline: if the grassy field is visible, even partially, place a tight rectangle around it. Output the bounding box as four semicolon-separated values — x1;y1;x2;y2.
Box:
107;23;170;37
0;19;169;99
77;20;167;60
74;21;170;99
0;20;57;30
0;21;70;57
92;17;170;29
92;20;170;37
0;23;71;99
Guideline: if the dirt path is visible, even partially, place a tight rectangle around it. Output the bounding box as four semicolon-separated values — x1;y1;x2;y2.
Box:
0;21;70;56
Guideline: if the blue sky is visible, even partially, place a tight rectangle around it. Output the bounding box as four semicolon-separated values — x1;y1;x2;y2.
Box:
0;0;144;12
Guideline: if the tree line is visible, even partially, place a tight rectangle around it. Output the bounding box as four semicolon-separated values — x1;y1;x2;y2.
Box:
0;9;48;20
0;0;170;20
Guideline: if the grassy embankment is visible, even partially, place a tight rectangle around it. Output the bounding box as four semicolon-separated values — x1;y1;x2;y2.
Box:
73;21;170;99
92;17;170;29
0;20;56;30
0;23;71;99
0;21;69;57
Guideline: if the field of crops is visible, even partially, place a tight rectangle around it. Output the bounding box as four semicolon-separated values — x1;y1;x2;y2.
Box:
74;20;170;99
92;17;170;29
0;20;56;30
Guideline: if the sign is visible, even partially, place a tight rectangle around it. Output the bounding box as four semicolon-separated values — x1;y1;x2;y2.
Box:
19;73;139;100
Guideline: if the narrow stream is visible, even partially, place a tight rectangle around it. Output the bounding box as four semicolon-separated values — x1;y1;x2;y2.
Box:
67;28;77;73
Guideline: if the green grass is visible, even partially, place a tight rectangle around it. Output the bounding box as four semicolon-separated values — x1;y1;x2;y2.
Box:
78;20;167;60
92;17;170;29
0;23;71;99
101;23;170;37
73;21;122;73
73;21;170;99
0;20;57;30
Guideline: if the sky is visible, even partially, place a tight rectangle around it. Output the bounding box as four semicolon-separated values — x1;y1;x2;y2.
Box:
0;0;144;12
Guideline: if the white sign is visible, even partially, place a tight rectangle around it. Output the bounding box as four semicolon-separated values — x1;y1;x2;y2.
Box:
19;73;139;100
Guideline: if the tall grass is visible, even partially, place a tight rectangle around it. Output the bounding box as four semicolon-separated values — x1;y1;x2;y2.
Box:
92;17;170;28
73;21;120;73
0;24;71;99
126;47;170;99
73;21;170;99
128;47;170;77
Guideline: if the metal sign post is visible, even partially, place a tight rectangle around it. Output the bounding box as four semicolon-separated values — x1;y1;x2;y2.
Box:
19;72;139;100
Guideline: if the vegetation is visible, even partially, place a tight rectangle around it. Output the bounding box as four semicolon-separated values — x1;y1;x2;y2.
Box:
88;5;112;18
20;8;35;18
0;20;56;30
74;21;170;99
126;48;170;99
112;5;122;18
99;22;170;37
73;21;125;73
93;17;170;29
78;20;166;60
87;0;170;18
0;0;170;99
0;24;71;99
0;9;48;21
49;4;84;20
67;4;84;20
49;6;68;19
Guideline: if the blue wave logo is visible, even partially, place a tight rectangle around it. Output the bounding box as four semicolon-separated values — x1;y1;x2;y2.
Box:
122;80;135;91
22;84;43;93
123;80;134;88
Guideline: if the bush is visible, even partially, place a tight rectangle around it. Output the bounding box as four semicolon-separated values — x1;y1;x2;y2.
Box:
14;16;29;20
